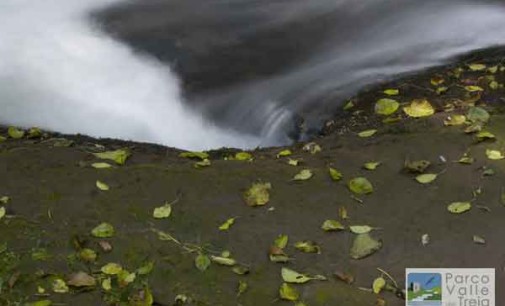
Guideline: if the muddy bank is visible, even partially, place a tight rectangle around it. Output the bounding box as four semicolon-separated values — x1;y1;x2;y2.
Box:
1;54;505;305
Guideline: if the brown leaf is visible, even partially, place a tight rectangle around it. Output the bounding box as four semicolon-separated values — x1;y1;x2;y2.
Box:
98;240;113;252
334;271;354;284
67;271;96;287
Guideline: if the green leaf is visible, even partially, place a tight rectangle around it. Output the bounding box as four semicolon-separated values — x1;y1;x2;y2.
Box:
447;202;472;214
467;107;490;123
0;207;5;220
218;218;235;231
91;222;114;238
358;129;377;138
244;182;271;206
468;63;486;71
328;168;343;181
93;149;130;165
153;202;172;219
476;131;495;142
235;152;253;161
91;162;113;169
96;180;110;191
179;151;209;160
372;277;386;294
375;98;399;115
0;196;10;204
363;162;381;170
137;261;155;275
281;267;312;284
194;159;211;168
101;263;123;275
349;225;374;234
383;89;399;96
279;283;299;301
403;99;435;118
288;158;300;166
274;234;289;249
232;266;250;275
348;177;373;195
415;173;438;184
321;220;345;231
405;160;431;173
464;85;484;92
26;300;52;306
486;149;504;160
210;255;236;266
293;169;313;181
52;279;69;293
277;149;292;158
7;126;25;139
237;280;248;297
78;248;97;262
294;241;321;254
349;233;382;259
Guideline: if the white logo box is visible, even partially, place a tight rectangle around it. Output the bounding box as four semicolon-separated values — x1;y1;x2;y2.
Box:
406;268;495;306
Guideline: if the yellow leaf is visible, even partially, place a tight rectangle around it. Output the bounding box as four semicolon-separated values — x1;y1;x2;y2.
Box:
287;158;300;166
274;234;289;249
415;173;438;184
444;114;466;126
91;222;114;238
210;255;236;266
52;279;69;293
281;268;312;284
0;207;5;220
179;151;208;160
328;167;343;181
153;202;172;219
464;85;484;92
372;277;386;294
101;278;112;291
218;218;235;231
375;98;399;115
277;149;292;158
383;89;399;96
321;220;345;231
235;152;253;161
349;225;373;234
96;180;109;191
279;283;299;301
91;162;113;169
430;76;445;86
403;99;435;118
476;131;495;142
8;127;25;139
348;177;373;194
194;159;211;168
93;149;130;165
486;149;504;160
447;202;472;214
101;263;123;275
363;162;381;170
468;63;486;71
243;182;271;206
294;241;321;254
358;129;377;138
293;169;313;181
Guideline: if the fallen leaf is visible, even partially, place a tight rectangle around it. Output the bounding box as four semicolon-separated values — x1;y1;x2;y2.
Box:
26;300;52;306
383;89;399;96
343;100;354;110
436;86;448;94
244;182;271;206
490;81;500;90
52;279;69;293
237;280;248;297
279;283;299;301
375;98;399;116
67;272;96;287
293;169;313;181
281;267;312;284
467;107;490;123
348;177;373;195
78;248;97;262
486;149;504;160
415;173;438;184
235;152;253;161
277;149;292;158
430;76;445;86
476;131;495;142
444;114;466;126
194;159;211;168
91;222;114;238
0;196;10;204
27;127;42;138
329;167;343;181
473;235;486;245
350;233;382;259
458;154;474;164
303;142;321;154
91;162;113;169
0;207;5;220
98;240;113;252
101;278;112;291
363;162;381;170
403;99;435;118
232;265;250;275
405;160;430;173
321;220;345;231
334;271;354;284
465;85;484;92
349;225;374;234
179;151;209;160
137;261;154;275
339;206;349;219
421;234;430;246
96;180;109;191
118;270;136;286
219;218;235;231
8;127;25;139
488;66;498;73
447;202;472;214
210;255;236;266
288;158;300;166
274;234;289;249
372;277;386;294
358;129;377;138
93;149;130;165
101;263;123;275
195;254;211;272
468;63;486;71
153;202;172;219
294;241;321;254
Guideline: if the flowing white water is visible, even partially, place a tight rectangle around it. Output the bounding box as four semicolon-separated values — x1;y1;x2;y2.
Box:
0;0;260;150
2;0;505;150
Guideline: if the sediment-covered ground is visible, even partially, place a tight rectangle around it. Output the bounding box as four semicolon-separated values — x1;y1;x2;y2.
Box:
1;51;505;305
